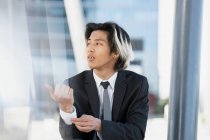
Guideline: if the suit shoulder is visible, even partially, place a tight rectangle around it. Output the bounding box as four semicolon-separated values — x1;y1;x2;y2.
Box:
123;70;148;82
122;70;149;90
63;70;90;85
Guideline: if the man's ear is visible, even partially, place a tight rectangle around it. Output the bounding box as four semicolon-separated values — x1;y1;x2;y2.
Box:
112;53;119;59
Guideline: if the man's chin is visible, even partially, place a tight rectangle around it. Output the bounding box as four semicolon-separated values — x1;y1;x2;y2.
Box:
88;65;95;69
88;65;100;70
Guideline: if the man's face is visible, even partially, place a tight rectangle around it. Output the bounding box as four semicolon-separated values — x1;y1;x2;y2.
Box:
86;30;117;70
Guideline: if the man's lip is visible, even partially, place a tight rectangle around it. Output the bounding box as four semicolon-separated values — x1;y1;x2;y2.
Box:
87;55;95;61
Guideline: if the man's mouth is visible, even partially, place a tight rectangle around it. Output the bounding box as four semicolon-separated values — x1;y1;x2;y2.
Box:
87;55;95;61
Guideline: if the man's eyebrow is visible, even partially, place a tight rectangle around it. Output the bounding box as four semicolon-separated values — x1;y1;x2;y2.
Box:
87;38;107;42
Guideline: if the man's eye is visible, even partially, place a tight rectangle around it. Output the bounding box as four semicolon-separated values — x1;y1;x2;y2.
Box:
96;42;102;46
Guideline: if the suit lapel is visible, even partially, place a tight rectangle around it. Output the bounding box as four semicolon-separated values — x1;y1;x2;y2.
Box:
112;70;127;121
84;70;100;118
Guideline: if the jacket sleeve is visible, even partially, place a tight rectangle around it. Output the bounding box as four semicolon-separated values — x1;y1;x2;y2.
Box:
101;77;149;140
59;79;84;140
59;116;83;140
59;116;96;140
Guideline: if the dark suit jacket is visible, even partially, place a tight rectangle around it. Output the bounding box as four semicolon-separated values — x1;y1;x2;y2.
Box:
59;70;149;140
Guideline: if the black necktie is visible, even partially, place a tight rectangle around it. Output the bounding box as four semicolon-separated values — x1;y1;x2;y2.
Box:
101;81;111;120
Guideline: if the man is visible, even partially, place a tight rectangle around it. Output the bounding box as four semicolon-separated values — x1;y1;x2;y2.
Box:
47;22;149;140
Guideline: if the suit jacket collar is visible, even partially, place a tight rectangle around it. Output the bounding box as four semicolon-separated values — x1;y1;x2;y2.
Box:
84;70;100;118
112;70;127;121
84;70;127;120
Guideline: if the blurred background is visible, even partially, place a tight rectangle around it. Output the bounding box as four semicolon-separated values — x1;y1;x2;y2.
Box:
0;0;209;140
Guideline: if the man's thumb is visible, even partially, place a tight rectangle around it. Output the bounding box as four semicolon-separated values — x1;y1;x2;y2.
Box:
45;84;56;101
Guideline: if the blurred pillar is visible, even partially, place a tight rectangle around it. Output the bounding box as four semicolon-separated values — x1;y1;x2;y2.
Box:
167;0;203;140
0;0;6;131
200;0;210;132
0;101;3;130
64;0;88;73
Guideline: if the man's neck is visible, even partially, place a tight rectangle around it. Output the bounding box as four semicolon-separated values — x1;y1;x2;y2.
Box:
93;69;116;80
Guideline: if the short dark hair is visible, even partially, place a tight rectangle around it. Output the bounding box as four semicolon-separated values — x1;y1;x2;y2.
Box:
85;22;133;70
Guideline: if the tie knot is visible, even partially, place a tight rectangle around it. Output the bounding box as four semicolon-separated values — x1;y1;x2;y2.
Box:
101;81;109;89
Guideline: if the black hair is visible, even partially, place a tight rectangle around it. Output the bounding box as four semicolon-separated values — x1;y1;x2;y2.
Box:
85;22;133;70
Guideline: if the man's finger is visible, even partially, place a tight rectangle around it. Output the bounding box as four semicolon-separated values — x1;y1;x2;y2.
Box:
69;88;74;101
74;121;89;127
71;118;85;122
54;84;62;95
68;87;72;95
64;85;70;97
75;125;92;133
45;84;56;101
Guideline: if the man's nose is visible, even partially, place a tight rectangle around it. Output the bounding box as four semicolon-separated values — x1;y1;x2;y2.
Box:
87;45;95;52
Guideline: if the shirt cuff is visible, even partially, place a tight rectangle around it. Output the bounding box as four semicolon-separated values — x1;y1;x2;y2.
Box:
60;106;77;125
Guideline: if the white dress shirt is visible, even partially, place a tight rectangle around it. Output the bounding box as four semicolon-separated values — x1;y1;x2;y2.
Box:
60;71;118;125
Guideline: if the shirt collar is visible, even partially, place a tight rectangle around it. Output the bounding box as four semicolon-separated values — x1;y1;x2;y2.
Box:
93;71;118;89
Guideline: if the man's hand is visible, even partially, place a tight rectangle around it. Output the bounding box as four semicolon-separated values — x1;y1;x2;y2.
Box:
71;115;101;133
45;84;74;113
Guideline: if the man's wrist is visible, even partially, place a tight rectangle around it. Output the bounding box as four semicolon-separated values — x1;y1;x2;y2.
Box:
95;118;101;132
60;107;77;125
60;105;74;113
